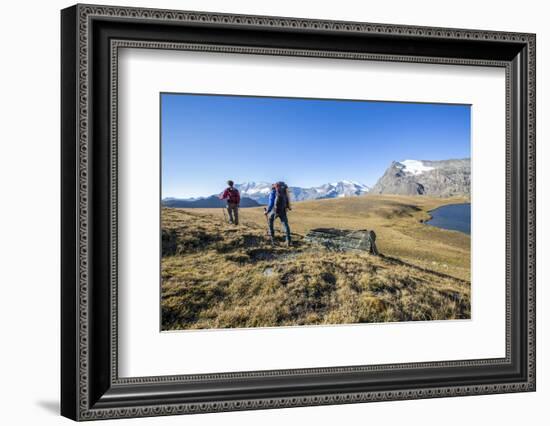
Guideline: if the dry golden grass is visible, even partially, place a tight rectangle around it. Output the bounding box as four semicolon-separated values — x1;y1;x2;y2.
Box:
161;195;471;330
186;194;471;281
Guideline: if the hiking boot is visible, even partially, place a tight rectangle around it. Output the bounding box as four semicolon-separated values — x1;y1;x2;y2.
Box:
285;240;292;248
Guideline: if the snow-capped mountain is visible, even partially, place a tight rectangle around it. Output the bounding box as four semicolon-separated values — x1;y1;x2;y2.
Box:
370;158;470;196
396;159;435;176
235;181;370;204
328;180;371;198
233;182;273;203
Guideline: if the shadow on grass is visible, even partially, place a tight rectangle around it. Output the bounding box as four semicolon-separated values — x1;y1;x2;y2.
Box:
379;254;469;283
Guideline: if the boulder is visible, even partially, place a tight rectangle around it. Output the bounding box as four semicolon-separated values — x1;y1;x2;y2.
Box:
305;228;379;255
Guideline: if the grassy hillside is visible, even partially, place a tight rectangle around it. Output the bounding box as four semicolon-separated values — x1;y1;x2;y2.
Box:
187;194;471;281
161;196;471;331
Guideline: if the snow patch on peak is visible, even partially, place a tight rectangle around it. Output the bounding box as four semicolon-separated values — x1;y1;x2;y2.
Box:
397;160;434;176
235;182;271;193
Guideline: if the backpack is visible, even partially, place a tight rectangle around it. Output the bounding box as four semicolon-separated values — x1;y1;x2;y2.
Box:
227;187;240;204
274;182;289;215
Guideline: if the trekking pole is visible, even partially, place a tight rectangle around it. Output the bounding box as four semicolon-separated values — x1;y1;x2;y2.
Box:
221;205;228;224
263;208;269;236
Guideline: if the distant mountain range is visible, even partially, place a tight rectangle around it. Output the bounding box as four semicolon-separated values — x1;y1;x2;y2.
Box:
162;180;370;208
162;158;470;208
162;195;261;208
370;159;470;197
235;181;370;204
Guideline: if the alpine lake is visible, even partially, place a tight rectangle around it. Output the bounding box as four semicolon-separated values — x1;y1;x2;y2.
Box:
425;203;471;235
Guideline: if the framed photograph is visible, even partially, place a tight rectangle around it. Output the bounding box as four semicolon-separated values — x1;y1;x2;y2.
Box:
61;4;536;421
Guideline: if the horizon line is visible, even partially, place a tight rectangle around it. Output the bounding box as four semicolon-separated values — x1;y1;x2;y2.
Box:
161;179;371;200
162;156;472;199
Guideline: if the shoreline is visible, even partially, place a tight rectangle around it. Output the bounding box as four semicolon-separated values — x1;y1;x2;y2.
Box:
425;202;471;235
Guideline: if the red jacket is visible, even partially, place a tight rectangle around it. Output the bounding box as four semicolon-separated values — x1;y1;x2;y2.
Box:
219;187;240;205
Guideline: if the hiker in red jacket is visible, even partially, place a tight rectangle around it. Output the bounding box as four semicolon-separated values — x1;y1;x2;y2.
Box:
219;180;241;225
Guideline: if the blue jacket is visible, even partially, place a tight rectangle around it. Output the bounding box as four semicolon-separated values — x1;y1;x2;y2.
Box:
266;188;276;214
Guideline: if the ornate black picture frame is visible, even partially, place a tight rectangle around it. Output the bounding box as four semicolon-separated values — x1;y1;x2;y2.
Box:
61;4;536;421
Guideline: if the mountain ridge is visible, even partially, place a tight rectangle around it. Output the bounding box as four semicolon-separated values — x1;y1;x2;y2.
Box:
162;180;371;206
163;157;471;205
370;158;470;197
236;180;370;204
162;195;261;208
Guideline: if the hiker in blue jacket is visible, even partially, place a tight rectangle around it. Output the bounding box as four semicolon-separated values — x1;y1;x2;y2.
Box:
264;182;292;246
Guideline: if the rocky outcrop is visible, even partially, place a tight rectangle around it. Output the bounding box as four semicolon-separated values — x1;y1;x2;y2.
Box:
370;159;470;197
305;228;379;255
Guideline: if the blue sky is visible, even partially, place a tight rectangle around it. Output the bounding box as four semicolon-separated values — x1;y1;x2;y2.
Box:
161;93;471;198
